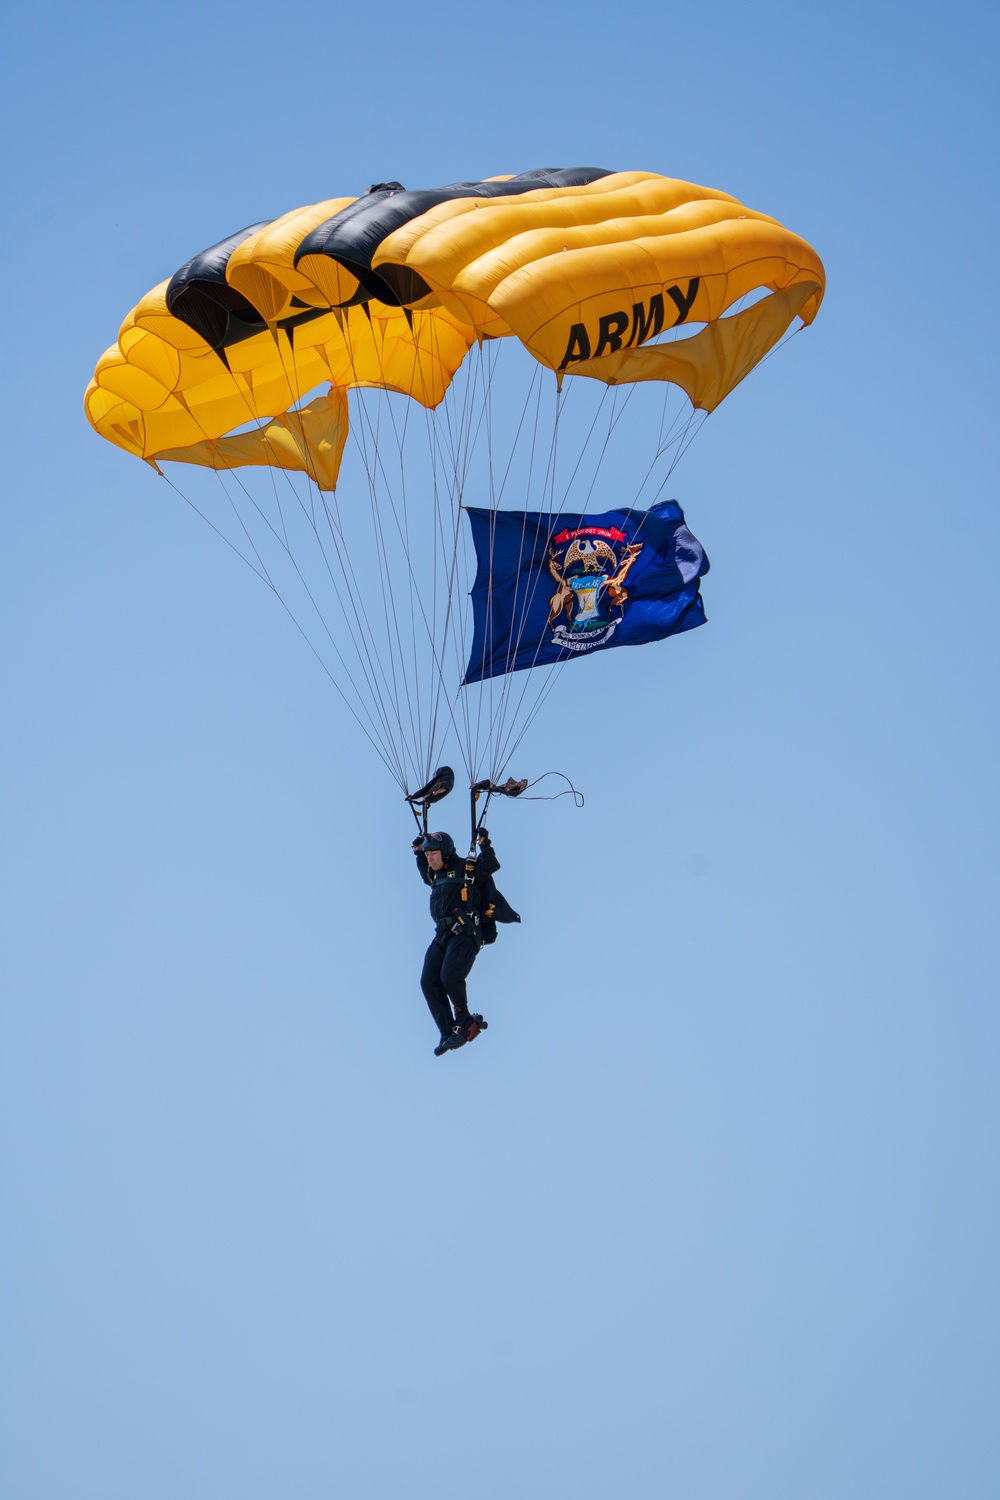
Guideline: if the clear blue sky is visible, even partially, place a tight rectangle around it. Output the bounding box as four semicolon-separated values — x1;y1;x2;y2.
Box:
2;3;998;1497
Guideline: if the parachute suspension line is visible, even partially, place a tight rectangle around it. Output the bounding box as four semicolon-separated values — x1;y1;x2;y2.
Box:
244;422;417;781
484;366;710;782
649;410;709;506
656;381;672;456
485;385;595;778
493;655;570;775
394;373;489;784
503;381;692;774
345;329;436;786
371;321;502;788
461;355;552;781
417;332;469;787
475;358;548;776
161;388;413;783
354;385;441;788
496;378;567;716
173;354;418;786
577;383;637;509
422;408;446;781
428;389;476;778
342;332;483;791
484;356;545;506
395;337;500;786
181;396;290;580
490;375;662;781
386;312;470;780
429;340;486;777
466;341;497;781
313;478;424;783
552;381;628;512
417;393;447;788
156;468;402;782
629;391;703;513
452;342;496;779
293;322;417;787
423;399;463;777
427;346;474;775
158;469;270;587
268;340;427;777
371;387;428;779
349;388;428;787
487;380;708;783
221;462;412;785
487;378;630;781
469;345;498;782
482;341;508;782
506;385;703;775
460;362;568;783
427;339;511;785
459;342;508;779
363;342;434;781
249;421;417;789
262;458;407;768
734;319;806;391
478;374;564;775
396;324;490;786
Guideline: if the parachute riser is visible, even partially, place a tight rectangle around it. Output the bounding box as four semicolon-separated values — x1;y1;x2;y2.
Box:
469;784;493;855
407;800;427;838
467;775;529;852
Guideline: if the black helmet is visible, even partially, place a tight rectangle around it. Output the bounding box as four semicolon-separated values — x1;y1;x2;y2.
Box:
421;831;456;859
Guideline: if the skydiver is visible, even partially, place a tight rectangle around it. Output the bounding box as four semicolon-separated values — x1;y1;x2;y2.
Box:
412;827;519;1057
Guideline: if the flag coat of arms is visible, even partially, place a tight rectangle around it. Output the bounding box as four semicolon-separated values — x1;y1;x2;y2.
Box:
464;500;709;684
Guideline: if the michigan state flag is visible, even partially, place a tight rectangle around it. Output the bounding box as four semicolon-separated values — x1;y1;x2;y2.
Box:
464;500;709;683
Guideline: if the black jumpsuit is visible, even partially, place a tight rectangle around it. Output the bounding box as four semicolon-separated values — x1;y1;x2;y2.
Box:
416;841;500;1038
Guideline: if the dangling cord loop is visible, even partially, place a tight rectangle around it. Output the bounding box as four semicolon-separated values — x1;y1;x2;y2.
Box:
515;771;585;807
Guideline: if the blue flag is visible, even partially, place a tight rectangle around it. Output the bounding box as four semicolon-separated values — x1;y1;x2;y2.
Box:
464;500;709;683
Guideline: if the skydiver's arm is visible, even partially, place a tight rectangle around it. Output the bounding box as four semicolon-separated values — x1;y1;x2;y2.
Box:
476;829;500;876
412;839;434;887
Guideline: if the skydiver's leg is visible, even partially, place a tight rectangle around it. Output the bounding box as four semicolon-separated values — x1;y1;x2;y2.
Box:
440;934;479;1029
420;936;453;1037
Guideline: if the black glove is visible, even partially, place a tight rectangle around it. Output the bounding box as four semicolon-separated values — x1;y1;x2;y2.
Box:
476;827;490;845
411;836;424;852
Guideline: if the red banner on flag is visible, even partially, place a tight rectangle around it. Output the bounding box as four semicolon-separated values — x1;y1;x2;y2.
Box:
552;525;629;545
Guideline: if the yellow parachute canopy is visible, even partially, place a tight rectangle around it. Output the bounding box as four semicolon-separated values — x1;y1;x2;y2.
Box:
86;167;824;487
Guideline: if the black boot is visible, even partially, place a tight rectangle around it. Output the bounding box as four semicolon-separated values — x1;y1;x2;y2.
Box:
434;1026;467;1057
